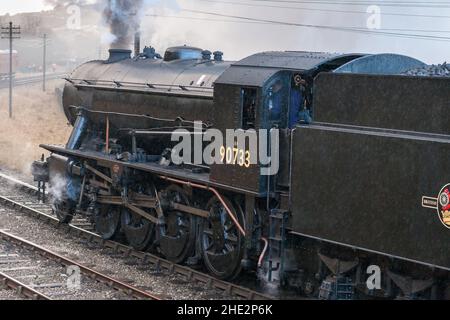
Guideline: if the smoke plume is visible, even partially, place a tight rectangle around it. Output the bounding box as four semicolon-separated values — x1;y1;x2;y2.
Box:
103;0;144;49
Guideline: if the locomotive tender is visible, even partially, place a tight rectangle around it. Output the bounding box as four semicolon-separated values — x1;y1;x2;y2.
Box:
33;45;450;299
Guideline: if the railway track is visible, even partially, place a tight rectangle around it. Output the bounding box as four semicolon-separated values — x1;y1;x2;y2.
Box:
0;271;50;300
0;73;67;89
0;230;160;300
0;172;273;300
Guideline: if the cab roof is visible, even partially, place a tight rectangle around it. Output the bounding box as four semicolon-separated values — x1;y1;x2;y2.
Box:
215;51;364;87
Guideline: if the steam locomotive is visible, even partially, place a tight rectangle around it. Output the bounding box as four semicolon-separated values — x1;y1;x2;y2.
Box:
33;45;450;299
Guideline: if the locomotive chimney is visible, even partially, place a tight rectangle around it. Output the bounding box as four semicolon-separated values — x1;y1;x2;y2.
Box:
106;49;132;64
134;31;141;57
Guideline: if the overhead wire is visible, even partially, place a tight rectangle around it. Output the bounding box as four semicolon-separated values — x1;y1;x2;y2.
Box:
199;0;450;19
148;13;450;33
231;0;450;8
176;8;450;41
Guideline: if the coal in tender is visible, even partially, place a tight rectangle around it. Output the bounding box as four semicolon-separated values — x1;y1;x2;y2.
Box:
404;62;450;77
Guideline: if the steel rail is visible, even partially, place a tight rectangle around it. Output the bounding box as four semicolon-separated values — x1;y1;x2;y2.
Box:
0;272;51;300
0;172;41;192
0;73;66;89
0;229;161;300
0;174;273;300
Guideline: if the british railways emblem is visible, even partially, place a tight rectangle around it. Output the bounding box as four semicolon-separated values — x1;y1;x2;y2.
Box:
422;184;450;229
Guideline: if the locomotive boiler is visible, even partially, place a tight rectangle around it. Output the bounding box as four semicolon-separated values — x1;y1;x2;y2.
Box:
33;44;450;299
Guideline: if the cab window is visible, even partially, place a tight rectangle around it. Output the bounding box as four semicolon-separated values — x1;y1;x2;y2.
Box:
241;88;257;130
263;75;289;128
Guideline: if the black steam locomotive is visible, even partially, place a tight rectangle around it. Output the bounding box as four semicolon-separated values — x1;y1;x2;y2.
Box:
33;45;450;299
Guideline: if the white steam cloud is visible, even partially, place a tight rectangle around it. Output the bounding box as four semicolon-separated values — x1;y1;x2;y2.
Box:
48;173;68;203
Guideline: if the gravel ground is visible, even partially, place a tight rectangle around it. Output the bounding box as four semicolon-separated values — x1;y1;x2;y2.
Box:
0;80;71;174
0;243;134;300
0;168;239;301
0;288;24;300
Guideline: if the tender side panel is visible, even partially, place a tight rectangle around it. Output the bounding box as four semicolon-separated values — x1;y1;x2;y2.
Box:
313;73;450;135
291;125;450;269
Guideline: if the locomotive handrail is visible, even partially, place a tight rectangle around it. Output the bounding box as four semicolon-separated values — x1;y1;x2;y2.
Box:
73;83;213;98
67;78;214;94
117;126;207;133
127;130;206;136
68;106;212;128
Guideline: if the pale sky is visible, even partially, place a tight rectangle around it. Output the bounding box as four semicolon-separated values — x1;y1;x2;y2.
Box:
0;0;52;15
0;0;449;63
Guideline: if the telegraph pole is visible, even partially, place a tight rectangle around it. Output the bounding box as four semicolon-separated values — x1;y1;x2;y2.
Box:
42;34;47;92
1;22;21;118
